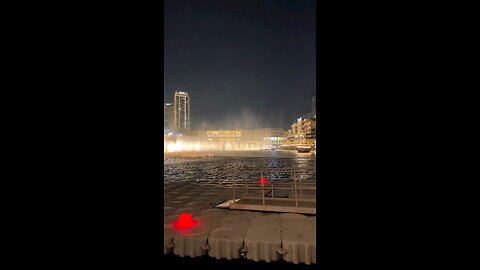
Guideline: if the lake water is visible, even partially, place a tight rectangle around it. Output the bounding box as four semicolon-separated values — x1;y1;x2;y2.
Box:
164;150;316;185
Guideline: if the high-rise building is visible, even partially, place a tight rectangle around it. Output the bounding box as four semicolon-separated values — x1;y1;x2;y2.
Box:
174;91;190;130
164;103;174;132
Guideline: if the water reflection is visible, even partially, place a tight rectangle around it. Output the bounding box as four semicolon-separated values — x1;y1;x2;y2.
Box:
164;152;316;185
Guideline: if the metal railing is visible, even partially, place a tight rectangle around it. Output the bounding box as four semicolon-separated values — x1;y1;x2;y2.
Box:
215;169;316;209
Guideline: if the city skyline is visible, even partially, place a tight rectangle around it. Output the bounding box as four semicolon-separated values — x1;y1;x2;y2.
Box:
164;0;316;130
164;89;315;131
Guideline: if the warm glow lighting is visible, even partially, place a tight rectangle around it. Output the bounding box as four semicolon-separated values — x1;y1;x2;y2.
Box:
166;141;184;153
173;213;198;230
164;132;283;153
257;177;270;186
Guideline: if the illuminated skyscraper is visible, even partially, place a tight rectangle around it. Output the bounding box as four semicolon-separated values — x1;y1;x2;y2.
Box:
174;91;190;130
164;103;174;132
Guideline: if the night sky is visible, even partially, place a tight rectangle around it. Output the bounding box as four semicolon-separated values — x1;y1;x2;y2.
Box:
164;0;316;130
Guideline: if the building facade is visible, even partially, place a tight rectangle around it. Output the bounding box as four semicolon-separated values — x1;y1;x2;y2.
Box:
285;116;316;147
202;128;285;151
164;103;174;133
174;91;190;130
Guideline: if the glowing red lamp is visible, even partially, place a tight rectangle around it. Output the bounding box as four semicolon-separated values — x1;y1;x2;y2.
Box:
257;177;270;186
173;213;198;230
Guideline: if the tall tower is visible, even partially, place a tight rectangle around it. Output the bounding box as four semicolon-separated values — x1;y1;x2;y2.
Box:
164;103;174;132
174;91;190;130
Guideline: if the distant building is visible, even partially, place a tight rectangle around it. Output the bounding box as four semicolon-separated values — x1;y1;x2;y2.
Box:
195;128;285;151
255;128;285;149
285;116;316;147
174;91;190;130
164;103;174;133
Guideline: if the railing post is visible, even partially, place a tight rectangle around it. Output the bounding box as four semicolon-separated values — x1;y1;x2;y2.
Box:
245;173;247;196
262;172;265;208
294;173;298;207
300;173;303;199
291;172;294;198
233;173;235;202
271;182;274;198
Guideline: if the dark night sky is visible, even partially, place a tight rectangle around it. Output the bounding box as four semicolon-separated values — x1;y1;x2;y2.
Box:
164;0;316;130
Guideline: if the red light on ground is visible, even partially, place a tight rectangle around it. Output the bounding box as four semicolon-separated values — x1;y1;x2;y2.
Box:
257;177;270;186
173;213;198;230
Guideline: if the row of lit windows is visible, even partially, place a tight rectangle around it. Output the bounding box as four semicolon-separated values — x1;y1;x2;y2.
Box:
207;131;242;137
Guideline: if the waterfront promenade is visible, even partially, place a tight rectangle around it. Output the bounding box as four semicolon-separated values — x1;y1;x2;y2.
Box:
164;155;316;265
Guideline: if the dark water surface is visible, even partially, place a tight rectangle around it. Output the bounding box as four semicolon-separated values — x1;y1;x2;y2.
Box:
164;151;316;184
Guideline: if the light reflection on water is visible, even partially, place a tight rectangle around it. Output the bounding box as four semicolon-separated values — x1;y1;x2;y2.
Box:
164;151;316;185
